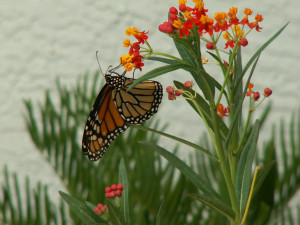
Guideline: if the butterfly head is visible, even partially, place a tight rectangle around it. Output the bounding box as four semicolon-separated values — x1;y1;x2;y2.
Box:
105;74;126;90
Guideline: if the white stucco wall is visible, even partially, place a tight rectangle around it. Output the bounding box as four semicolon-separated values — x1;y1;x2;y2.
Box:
0;0;299;212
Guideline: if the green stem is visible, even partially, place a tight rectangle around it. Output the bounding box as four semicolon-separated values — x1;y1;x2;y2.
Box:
234;99;252;155
241;166;261;225
210;104;240;223
152;51;189;65
216;44;239;107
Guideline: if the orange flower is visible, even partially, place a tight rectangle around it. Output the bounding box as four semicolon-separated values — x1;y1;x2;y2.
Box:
214;12;229;32
198;15;214;36
217;104;229;119
125;27;148;44
241;8;253;25
246;82;254;96
228;7;239;25
249;14;263;31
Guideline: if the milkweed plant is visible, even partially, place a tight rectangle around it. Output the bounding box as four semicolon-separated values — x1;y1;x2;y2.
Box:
60;0;288;224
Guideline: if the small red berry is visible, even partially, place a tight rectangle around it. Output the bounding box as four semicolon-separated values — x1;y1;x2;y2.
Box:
206;42;215;50
168;93;176;101
239;38;248;47
117;184;124;191
253;91;260;101
97;203;103;208
169;7;178;14
105;193;110;198
109;192;116;198
105;187;111;193
184;81;193;89
223;61;229;67
264;88;272;97
94;207;102;215
115;190;122;197
179;4;186;12
175;89;183;96
111;184;117;190
166;86;174;94
169;14;178;21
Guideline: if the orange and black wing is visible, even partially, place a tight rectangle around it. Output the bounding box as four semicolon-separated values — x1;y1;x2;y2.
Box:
112;78;163;124
82;84;128;161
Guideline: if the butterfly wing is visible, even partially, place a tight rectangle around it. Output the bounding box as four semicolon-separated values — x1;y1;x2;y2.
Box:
82;84;128;161
112;78;163;124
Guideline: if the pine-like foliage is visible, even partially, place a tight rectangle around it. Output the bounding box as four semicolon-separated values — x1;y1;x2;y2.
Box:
0;71;299;224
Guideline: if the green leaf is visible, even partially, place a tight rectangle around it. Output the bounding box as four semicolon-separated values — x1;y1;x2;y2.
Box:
235;120;260;213
106;201;127;225
118;159;130;224
188;193;235;222
59;191;104;225
139;142;222;200
131;124;218;162
147;56;179;65
174;80;228;140
127;63;193;91
173;38;198;68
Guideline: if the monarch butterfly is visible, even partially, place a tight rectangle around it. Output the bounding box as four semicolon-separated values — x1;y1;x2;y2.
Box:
82;65;163;161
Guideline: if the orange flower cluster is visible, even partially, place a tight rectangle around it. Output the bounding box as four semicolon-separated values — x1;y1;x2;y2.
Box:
120;27;149;71
217;104;229;119
246;82;272;101
158;0;263;48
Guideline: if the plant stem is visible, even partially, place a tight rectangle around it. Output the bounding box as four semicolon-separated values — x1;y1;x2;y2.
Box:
152;51;189;65
210;104;240;223
241;166;262;225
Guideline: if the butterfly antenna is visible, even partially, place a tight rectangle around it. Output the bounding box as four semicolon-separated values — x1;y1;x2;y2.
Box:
96;51;105;77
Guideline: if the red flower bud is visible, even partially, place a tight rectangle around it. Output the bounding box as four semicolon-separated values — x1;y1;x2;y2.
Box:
253;91;260;101
264;88;272;97
158;22;174;34
115;190;122;197
179;4;186;12
206;42;215;50
105;193;110;198
105;187;111;193
184;81;193;89
223;61;229;67
166;86;174;93
175;89;183;96
169;14;178;21
239;38;248;47
168;93;176;100
169;7;178;14
111;184;117;190
94;207;103;215
117;184;124;191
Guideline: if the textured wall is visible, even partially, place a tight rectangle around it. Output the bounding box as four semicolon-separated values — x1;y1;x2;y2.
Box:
0;0;299;206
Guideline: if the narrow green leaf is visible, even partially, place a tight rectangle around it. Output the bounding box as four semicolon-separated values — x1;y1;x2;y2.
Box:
127;63;193;91
235;120;260;213
106;201;127;225
118;159;130;224
59;191;103;225
194;69;215;101
156;201;164;225
173;38;198;68
147;56;179;65
131;124;218;162
188;193;235;221
139;142;222;200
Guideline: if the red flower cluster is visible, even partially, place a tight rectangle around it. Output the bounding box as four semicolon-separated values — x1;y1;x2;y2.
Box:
217;104;230;119
94;203;108;215
121;27;149;71
158;0;263;48
166;81;194;101
105;184;124;199
246;82;272;101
